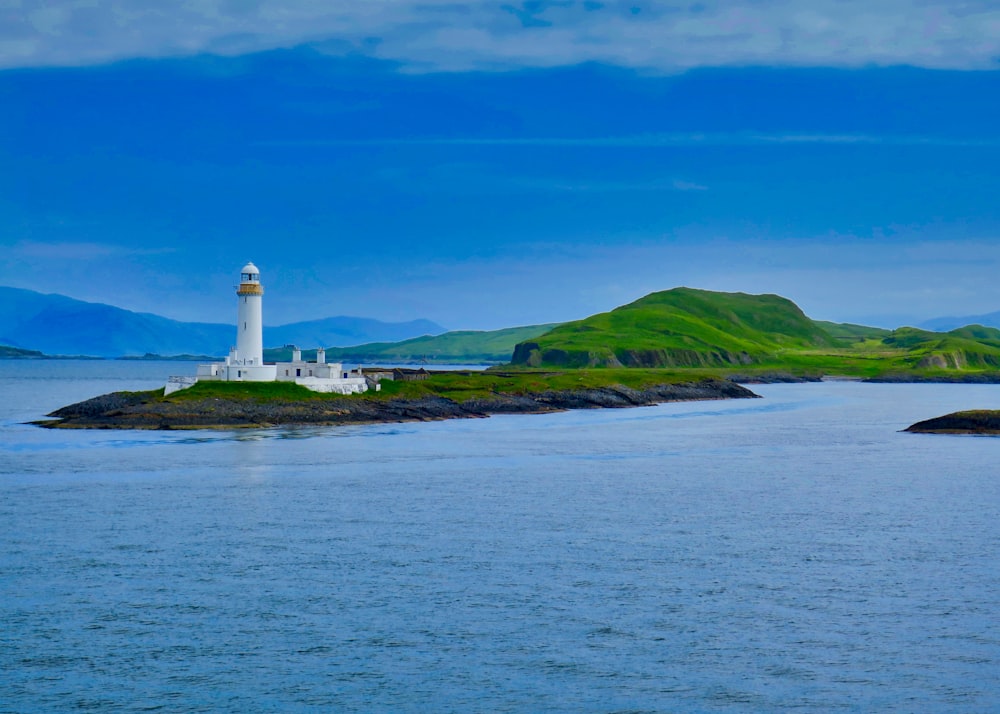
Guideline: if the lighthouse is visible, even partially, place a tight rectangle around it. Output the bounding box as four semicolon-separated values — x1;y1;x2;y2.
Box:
236;262;264;366
205;261;276;382
176;261;371;394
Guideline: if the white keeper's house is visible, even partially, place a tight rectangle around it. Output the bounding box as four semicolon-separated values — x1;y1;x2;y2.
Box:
165;262;371;395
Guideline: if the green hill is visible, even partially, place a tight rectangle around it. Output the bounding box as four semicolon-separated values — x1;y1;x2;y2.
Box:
882;326;1000;369
264;323;560;365
512;288;835;368
507;289;1000;379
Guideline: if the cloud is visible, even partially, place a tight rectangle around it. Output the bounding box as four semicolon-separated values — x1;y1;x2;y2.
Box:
9;240;173;260
671;179;708;191
1;1;997;72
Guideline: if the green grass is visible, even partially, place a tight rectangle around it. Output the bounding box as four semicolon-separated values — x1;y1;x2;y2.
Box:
161;369;716;406
165;381;324;402
358;368;717;402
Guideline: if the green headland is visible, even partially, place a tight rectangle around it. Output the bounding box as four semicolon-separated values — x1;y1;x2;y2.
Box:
509;287;1000;381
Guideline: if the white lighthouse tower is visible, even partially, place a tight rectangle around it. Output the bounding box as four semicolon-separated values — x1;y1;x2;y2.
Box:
206;261;276;382
236;262;264;366
174;261;370;394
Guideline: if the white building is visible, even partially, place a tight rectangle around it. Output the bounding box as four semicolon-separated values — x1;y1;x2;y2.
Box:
165;262;371;395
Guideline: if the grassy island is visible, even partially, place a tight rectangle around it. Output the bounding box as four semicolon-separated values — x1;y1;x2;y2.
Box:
38;369;759;430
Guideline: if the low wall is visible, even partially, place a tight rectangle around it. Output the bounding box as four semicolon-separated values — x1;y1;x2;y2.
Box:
295;377;369;394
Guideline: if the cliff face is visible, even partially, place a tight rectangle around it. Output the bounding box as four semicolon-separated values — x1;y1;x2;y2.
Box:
39;379;759;430
512;342;756;369
915;350;1000;370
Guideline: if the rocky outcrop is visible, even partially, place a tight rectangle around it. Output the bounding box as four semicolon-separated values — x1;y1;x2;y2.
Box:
38;378;759;430
511;343;758;369
615;349;754;368
725;372;823;384
905;410;1000;435
865;373;1000;383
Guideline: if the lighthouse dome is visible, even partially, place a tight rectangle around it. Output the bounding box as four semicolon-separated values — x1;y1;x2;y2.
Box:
241;262;259;276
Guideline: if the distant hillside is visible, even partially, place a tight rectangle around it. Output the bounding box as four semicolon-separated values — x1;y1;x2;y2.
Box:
0;287;233;358
919;311;1000;332
814;320;891;344
0;344;45;358
0;286;445;358
882;326;1000;369
265;316;445;350
265;323;560;364
512;288;834;368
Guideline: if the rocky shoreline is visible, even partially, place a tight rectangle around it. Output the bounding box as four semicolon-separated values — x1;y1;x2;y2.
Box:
866;373;1000;384
904;410;1000;435
37;379;759;430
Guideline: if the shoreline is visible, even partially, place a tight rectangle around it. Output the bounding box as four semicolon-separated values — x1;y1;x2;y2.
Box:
36;378;759;430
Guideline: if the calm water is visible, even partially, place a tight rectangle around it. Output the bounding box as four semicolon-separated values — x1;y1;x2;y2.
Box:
2;360;999;712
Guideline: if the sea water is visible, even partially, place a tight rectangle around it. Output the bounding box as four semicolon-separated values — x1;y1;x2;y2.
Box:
2;360;999;712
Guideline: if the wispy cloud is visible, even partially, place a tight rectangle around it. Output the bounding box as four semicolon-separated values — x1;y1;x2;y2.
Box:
255;133;1000;148
672;179;708;192
361;161;710;196
10;240;174;260
1;1;997;72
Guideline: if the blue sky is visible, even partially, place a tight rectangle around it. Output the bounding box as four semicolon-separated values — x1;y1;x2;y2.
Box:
1;1;998;330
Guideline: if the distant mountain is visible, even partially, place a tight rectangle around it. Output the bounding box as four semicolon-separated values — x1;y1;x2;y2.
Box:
919;311;1000;332
0;287;446;358
0;287;233;358
265;317;445;351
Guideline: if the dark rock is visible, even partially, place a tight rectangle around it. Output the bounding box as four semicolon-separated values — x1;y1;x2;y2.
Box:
726;372;823;384
904;410;1000;435
510;342;540;365
866;373;1000;384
